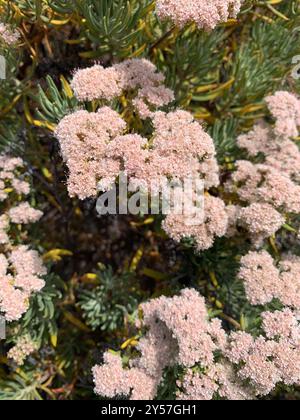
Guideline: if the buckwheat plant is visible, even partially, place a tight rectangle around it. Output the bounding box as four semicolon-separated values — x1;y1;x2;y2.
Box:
55;59;227;252
0;155;46;363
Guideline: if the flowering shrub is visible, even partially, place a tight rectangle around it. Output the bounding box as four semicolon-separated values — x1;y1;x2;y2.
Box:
1;0;300;402
0;155;46;322
55;59;226;251
225;92;300;247
91;87;300;400
93;289;300;400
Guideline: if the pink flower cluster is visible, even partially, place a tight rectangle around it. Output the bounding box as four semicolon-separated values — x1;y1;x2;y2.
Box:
0;155;46;321
71;59;174;119
0;155;29;202
56;60;225;251
91;89;300;400
0;22;19;45
265;91;300;139
55;107;126;199
228;162;300;214
227;308;300;395
56;106;220;200
104;110;220;192
9;202;43;224
93;288;300;400
93;351;159;400
0;156;43;238
156;0;242;30
238;202;285;247
0;246;46;321
239;250;300;308
226;91;300;245
93;289;227;400
177;362;253;400
7;335;37;366
162;195;228;251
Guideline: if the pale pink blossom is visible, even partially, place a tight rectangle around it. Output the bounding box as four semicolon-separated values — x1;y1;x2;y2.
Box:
127;368;160;400
12;179;30;195
239;203;285;245
237;341;280;395
0;23;19;45
177;369;219;400
139;288;227;369
262;308;300;342
0;179;8;201
265;139;300;182
156;0;242;30
93;352;132;398
162;195;228;251
177;363;253;401
238;122;300;182
114;59;165;90
8;335;37;366
103;110;219;194
0;156;24;172
227;310;300;395
226;160;261;202
71;65;122;101
256;167;300;214
10;245;46;293
0;171;14;180
237;122;273;157
151;110;218;189
277;256;300;309
133;85;174;118
239;251;300;310
92;352;159;400
9;202;43;224
0;276;29;321
0;254;8;276
0;246;46;321
272;340;300;386
238;250;281;305
55;107;126;199
225;331;254;364
210;362;254;400
56;105;220;216
266;91;300;139
93;288;300;400
93;289;228;400
0;155;47;322
71;59;174;117
227;161;300;214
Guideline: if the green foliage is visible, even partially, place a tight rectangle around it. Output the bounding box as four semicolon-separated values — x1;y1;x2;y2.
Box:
78;267;140;332
0;123;24;154
158;27;226;105
0;46;23;153
208;118;239;162
76;0;155;58
46;0;75;14
0;370;44;400
37;76;78;125
221;21;300;112
20;274;63;345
